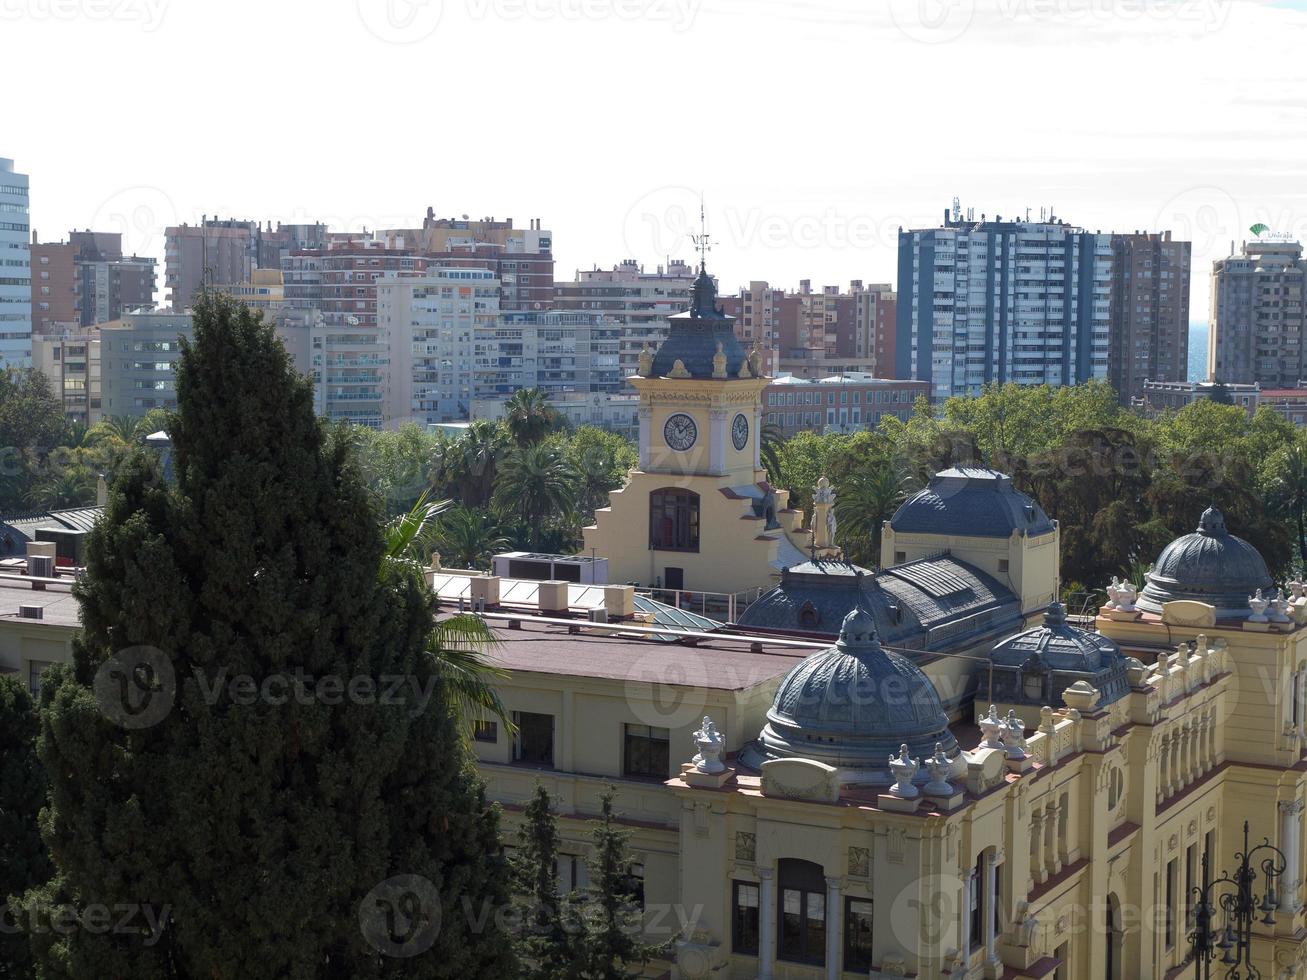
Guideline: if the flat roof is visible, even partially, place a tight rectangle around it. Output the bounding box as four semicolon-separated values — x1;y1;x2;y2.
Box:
0;576;81;628
478;616;807;691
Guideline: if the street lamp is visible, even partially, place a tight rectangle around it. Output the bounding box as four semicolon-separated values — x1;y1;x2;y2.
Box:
1188;820;1287;979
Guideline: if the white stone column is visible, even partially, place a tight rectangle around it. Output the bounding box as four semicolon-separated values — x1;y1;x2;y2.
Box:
758;868;775;980
1044;804;1059;876
984;851;1001;969
637;406;651;471
1030;810;1046;885
962;867;977;964
1297;672;1307;746
1280;800;1304;912
708;409;727;476
825;876;841;980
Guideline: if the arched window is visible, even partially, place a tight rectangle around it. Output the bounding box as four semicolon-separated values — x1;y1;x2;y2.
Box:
778;859;826;967
799;601;820;629
649;489;700;552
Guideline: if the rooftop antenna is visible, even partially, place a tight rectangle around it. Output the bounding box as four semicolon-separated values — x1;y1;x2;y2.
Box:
691;196;713;272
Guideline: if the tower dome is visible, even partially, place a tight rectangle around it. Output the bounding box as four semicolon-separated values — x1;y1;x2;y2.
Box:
987;601;1129;708
889;467;1054;538
1137;507;1273;619
738;609;958;779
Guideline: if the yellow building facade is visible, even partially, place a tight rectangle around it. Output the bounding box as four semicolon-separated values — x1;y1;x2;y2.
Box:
583;263;814;596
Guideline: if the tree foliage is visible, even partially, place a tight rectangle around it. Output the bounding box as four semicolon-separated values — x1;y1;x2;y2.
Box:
26;293;515;979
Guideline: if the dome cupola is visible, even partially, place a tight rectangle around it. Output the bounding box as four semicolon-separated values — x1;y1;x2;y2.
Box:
1137;507;1273;619
738;609;958;780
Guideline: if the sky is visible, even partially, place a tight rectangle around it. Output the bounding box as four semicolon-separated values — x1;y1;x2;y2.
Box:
6;0;1307;320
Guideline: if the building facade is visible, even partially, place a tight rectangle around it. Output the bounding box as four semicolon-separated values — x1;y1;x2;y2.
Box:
896;209;1111;401
762;374;930;439
0;158;31;367
555;260;696;377
582;262;813;595
31;231;157;332
1108;231;1192;404
98;312;192;417
1209;238;1307;387
31;325;101;424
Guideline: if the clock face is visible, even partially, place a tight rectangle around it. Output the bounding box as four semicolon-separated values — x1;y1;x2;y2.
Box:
663;413;698;452
731;413;749;451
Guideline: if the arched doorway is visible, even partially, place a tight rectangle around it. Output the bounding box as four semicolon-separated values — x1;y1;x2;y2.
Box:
1106;893;1123;980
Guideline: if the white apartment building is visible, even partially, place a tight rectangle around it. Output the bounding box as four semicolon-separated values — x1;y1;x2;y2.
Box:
896;210;1111;400
1209;237;1307;387
0;158;31;367
377;267;501;423
554;259;695;375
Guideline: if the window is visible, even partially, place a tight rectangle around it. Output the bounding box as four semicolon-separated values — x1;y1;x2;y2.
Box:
624;724;670;778
969;854;983;947
28;660;54;696
649;489;700;552
474;720;498;743
1185;844;1196;929
998;559;1010;574
778;859;826;966
1165;858;1176;948
512;711;554;767
625;863;646;909
894;551;906;564
733;881;760;955
844;898;873;971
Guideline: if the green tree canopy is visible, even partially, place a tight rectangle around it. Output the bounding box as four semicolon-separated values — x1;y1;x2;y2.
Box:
27;294;515;978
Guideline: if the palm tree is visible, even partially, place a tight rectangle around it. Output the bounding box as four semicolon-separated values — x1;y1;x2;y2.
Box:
504;388;562;448
432;505;510;571
760;420;785;484
493;444;580;550
432;419;507;509
89;414;143;448
1274;436;1307;571
25;468;97;511
833;464;910;567
381;491;513;737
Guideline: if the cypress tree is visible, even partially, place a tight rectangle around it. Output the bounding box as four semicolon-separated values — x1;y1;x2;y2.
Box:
0;675;49;979
28;293;515;978
512;784;580;979
573;789;664;980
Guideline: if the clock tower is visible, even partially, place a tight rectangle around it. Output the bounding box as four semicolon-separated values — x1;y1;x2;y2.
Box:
583;260;813;595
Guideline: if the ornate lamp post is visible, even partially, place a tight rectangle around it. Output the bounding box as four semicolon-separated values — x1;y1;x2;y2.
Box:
1188;820;1287;979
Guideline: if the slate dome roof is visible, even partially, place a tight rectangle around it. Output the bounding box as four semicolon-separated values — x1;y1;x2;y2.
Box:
988;602;1129;707
738;608;958;775
1138;507;1273;619
649;264;750;379
890;468;1055;539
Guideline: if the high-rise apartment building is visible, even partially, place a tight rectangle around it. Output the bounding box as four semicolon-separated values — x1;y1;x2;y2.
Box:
1108;231;1192;404
380;211;554;312
378;267;500;423
99;312;193;418
896;207;1111;400
0;159;32;367
554;259;695;376
31;231;157;332
31;325;101;424
165;219;324;311
1208;237;1307;387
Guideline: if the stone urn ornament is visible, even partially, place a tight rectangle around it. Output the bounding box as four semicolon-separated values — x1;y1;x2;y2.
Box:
888;744;920;799
1004;710;1028;760
924;742;954;797
980;704;1006;751
1249;589;1270;624
1117;580;1138;612
1104;576;1123;610
1269;588;1292;624
691;716;726;774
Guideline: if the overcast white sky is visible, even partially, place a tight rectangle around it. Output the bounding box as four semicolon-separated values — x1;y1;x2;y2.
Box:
5;0;1307;319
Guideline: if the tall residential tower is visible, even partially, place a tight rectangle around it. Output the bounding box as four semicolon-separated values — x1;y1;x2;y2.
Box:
896;207;1111;401
0;159;31;367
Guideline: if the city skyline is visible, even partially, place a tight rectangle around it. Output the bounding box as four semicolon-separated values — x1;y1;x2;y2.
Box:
7;0;1307;322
